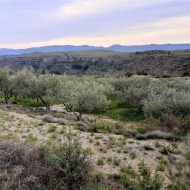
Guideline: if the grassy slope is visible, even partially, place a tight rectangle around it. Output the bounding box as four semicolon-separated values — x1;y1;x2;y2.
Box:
97;97;145;123
0;93;144;123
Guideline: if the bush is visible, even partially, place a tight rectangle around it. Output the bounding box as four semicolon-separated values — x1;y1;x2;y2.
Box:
97;158;105;166
89;120;126;135
25;134;37;144
112;162;163;190
159;145;176;155
156;159;169;172
0;141;61;190
45;139;92;190
0;139;92;190
168;137;190;190
157;115;189;134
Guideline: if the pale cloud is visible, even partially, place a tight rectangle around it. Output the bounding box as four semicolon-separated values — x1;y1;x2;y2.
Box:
0;0;190;48
49;0;173;21
2;15;190;49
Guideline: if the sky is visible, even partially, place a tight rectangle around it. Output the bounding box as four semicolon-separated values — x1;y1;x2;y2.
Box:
0;0;190;49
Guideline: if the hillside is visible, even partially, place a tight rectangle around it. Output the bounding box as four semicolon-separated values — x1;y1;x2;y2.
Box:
0;50;190;77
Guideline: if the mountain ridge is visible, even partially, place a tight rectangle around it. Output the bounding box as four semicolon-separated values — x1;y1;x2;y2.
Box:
1;43;190;55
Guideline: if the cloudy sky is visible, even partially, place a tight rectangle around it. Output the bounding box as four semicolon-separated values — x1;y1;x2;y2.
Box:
0;0;190;48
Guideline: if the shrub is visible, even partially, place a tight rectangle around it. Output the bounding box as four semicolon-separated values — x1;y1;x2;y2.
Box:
85;147;94;155
0;141;61;190
93;171;106;183
136;127;147;134
159;145;175;155
113;159;121;166
168;137;190;190
45;139;91;190
107;157;113;164
112;162;163;190
97;158;105;166
47;125;57;133
157;159;169;172
89;120;125;135
161;115;190;134
25;134;37;144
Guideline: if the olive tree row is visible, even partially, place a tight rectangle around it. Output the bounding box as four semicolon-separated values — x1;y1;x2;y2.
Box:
111;76;190;117
0;68;112;120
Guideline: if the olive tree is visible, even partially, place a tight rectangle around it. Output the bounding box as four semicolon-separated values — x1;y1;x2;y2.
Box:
0;68;17;104
35;74;61;114
14;68;37;100
16;69;60;114
58;77;111;120
143;81;190;117
112;76;151;110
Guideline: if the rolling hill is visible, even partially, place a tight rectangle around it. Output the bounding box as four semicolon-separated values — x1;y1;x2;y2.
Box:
1;43;190;55
0;50;189;77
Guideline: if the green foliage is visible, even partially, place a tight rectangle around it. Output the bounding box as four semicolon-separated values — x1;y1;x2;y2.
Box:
89;120;126;135
97;158;105;166
99;96;145;123
0;68;18;103
85;147;94;155
156;159;169;172
45;139;91;190
136;127;147;134
0;67;189;132
47;125;57;133
15;97;43;107
112;162;163;190
57;77;112;120
25;134;37;144
159;145;175;155
143;78;190;117
113;159;121;166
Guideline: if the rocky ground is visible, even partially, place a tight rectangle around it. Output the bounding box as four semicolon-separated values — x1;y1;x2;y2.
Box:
0;104;186;189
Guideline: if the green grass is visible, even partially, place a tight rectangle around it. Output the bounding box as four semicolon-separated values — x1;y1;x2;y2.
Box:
14;97;44;107
25;134;37;144
98;96;145;123
0;93;44;107
0;111;9;118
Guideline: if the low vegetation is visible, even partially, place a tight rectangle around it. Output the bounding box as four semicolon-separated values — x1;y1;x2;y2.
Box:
0;67;189;190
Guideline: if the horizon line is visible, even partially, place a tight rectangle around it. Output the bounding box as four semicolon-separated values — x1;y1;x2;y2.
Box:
1;42;190;50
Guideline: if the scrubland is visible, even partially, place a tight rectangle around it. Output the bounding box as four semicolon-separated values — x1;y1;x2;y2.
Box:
0;68;189;190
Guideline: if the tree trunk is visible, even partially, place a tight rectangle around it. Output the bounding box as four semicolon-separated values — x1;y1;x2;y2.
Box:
77;112;82;121
39;96;51;114
4;92;8;104
36;97;39;105
46;105;51;114
63;102;81;120
14;94;17;101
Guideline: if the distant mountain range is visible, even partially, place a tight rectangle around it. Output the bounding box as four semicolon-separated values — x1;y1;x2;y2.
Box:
0;43;190;55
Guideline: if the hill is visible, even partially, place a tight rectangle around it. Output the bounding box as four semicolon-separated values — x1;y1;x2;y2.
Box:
0;50;190;77
1;43;190;55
